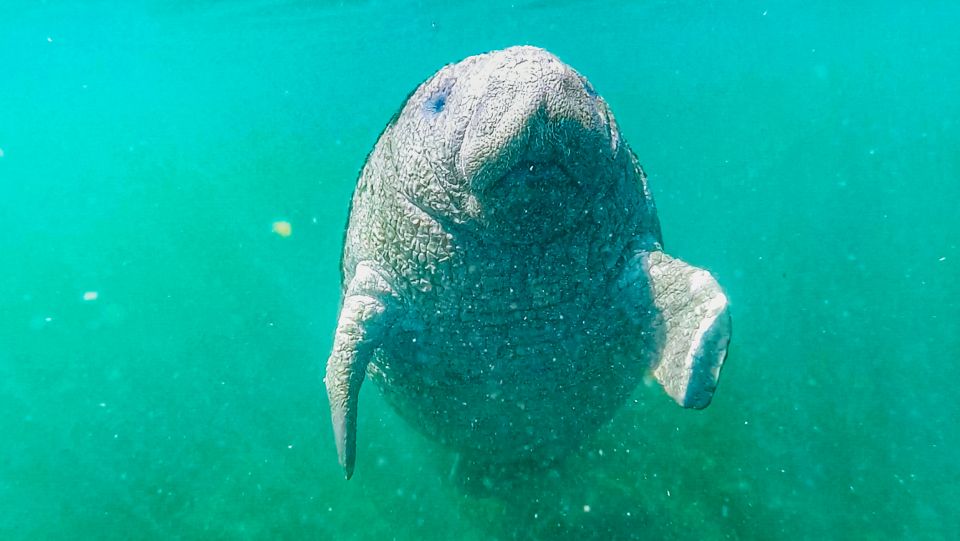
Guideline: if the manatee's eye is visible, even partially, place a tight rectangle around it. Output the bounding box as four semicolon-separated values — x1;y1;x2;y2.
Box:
424;79;454;115
581;77;598;98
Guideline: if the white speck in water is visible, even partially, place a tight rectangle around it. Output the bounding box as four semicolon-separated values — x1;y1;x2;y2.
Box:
99;403;106;407
666;490;671;497
83;291;99;301
45;317;53;323
939;256;946;261
287;444;293;449
583;505;591;513
47;36;53;43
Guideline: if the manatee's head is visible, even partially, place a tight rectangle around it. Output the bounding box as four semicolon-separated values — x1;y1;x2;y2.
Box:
382;46;628;243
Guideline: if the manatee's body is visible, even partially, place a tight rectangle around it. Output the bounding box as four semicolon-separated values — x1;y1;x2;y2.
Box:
325;46;731;480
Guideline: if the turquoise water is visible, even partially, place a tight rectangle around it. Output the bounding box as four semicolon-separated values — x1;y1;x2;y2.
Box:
2;1;958;539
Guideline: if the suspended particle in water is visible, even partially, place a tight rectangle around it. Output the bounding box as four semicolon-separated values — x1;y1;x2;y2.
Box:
83;291;99;301
272;220;292;237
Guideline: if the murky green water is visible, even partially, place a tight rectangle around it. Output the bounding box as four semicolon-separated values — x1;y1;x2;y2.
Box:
2;1;958;539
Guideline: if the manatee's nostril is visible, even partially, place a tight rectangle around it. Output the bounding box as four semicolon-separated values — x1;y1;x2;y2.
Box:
425;79;454;115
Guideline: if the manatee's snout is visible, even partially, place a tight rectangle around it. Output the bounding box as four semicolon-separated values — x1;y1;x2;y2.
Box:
456;46;618;196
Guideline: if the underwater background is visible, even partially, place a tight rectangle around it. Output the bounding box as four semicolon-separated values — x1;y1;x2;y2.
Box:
2;1;958;539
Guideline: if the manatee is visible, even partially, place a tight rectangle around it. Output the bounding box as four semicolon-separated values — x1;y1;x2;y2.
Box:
325;46;731;480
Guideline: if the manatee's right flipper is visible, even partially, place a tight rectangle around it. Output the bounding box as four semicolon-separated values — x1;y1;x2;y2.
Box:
325;263;398;479
644;251;731;409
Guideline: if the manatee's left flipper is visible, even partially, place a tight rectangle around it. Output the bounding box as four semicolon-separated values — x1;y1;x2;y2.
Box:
325;263;399;480
621;250;731;408
648;251;731;408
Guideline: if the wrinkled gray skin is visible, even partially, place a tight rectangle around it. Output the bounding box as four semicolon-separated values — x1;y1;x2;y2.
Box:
325;46;731;480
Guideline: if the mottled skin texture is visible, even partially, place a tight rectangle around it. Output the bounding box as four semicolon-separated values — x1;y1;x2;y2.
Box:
325;46;731;480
